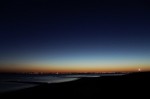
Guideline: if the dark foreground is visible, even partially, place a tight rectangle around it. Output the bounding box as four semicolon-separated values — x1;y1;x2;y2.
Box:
1;72;150;98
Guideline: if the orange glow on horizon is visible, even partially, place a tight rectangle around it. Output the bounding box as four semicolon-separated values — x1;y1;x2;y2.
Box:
0;64;150;73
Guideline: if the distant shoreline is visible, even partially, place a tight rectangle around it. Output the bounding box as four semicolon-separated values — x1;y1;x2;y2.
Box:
1;72;150;98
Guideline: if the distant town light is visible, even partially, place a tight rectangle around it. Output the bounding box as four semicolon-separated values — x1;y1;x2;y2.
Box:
138;68;141;72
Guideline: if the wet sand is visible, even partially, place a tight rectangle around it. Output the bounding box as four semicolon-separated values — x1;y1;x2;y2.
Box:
1;72;150;98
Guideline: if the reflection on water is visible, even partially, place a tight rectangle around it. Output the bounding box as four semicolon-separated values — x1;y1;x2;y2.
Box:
0;74;80;93
0;73;124;93
0;82;36;93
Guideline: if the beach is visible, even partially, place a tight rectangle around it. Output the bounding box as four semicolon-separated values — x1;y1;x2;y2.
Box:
0;72;149;98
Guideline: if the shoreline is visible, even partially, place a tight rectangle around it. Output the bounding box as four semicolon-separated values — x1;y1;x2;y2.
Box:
0;72;150;98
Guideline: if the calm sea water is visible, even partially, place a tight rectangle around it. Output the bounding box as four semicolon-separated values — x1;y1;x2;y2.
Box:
0;73;124;93
0;74;80;93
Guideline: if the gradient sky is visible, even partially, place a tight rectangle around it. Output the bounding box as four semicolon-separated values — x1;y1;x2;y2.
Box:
0;0;150;72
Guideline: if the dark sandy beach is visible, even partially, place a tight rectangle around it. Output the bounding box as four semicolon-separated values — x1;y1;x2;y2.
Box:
1;72;150;98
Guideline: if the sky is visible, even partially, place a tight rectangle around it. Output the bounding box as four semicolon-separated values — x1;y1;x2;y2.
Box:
0;0;150;73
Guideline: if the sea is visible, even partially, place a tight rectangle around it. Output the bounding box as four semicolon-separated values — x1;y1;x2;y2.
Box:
0;73;124;93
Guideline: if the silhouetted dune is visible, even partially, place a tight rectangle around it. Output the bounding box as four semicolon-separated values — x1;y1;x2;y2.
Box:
1;72;150;98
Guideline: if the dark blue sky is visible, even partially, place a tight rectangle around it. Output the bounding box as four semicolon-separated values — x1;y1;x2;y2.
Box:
0;0;150;72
